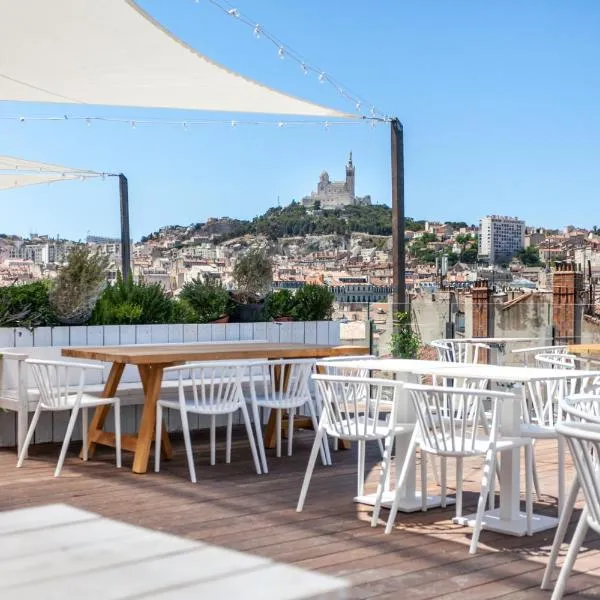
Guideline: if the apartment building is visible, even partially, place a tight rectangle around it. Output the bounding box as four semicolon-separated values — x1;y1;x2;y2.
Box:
478;215;525;264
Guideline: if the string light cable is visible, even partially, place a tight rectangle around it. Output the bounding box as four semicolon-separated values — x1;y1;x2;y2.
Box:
203;0;389;121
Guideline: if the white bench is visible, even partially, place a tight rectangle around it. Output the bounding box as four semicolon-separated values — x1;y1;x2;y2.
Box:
0;341;269;453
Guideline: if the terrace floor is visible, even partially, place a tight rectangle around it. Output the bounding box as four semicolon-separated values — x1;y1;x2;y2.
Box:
1;428;599;599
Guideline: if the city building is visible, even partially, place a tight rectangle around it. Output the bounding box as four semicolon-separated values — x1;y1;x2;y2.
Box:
301;153;371;209
478;215;525;264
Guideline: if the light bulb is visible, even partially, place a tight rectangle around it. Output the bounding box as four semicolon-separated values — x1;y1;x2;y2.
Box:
253;24;261;39
231;120;237;127
318;72;327;83
227;8;239;17
355;101;361;112
86;118;91;127
19;117;25;123
131;120;136;128
183;121;189;131
277;122;284;128
278;47;285;60
300;62;308;75
324;121;329;130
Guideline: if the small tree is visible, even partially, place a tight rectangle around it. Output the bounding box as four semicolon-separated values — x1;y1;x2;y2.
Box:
233;248;273;298
293;284;334;321
179;278;231;323
390;311;420;358
50;246;108;325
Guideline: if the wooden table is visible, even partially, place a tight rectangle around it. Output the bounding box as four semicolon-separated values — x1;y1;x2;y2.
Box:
0;504;347;599
62;342;368;474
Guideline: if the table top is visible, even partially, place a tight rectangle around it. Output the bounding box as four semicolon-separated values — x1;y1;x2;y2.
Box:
63;342;370;365
0;504;345;599
569;344;600;357
343;358;600;383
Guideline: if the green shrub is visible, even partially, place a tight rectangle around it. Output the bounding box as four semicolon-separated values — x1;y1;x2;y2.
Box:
179;278;231;323
90;274;175;325
263;289;296;320
171;298;198;324
390;311;420;358
49;246;108;325
292;284;334;321
0;281;58;328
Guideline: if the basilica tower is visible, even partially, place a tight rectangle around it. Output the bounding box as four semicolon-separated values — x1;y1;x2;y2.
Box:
345;151;355;198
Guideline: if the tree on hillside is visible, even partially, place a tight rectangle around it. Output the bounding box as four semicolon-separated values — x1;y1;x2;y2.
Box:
516;245;543;266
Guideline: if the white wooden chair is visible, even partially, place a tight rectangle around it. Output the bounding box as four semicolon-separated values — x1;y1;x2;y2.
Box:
297;374;411;512
16;359;121;477
246;358;320;474
548;394;600;599
383;383;534;554
155;362;262;482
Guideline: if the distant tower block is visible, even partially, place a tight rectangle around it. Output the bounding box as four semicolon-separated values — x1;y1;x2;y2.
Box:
302;153;371;209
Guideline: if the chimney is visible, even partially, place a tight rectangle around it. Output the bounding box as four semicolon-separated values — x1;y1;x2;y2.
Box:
471;279;494;362
552;261;584;346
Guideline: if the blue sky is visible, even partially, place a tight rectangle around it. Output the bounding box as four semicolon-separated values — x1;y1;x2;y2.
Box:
1;0;599;240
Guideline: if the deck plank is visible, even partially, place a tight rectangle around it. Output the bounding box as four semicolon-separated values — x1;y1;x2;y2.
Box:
0;429;598;598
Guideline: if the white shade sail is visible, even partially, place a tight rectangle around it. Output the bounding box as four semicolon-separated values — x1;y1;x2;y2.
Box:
0;173;98;191
0;0;351;119
0;155;100;175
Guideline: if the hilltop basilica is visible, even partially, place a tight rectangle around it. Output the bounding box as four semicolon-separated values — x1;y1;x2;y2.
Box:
301;153;372;209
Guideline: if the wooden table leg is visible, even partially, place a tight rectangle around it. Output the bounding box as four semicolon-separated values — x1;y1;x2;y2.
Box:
138;365;173;460
82;362;125;459
132;365;165;474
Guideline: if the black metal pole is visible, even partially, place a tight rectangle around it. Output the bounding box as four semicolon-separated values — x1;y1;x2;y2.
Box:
118;173;131;280
391;118;406;319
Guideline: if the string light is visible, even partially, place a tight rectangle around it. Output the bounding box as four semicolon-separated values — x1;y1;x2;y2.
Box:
203;0;388;121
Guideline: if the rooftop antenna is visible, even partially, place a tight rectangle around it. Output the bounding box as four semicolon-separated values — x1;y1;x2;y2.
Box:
277;195;280;208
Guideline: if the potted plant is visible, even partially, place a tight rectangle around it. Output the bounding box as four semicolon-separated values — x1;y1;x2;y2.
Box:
178;278;231;323
231;248;273;322
263;289;296;322
49;246;108;325
390;311;420;358
292;284;334;321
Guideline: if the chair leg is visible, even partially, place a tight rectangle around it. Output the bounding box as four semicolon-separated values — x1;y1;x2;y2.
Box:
55;406;80;478
469;448;497;554
251;401;268;474
440;457;447;508
551;506;589;600
357;439;366;497
371;433;394;527
385;434;419;534
377;438;385;459
81;407;88;462
179;408;197;483
307;398;328;467
542;476;580;590
276;409;282;458
210;415;216;466
226;413;233;464
456;457;464;518
155;403;163;473
17;403;29;459
430;455;441;486
488;451;496;510
288;409;294;457
16;404;42;468
557;436;565;515
531;441;542;501
296;428;326;512
240;403;262;475
421;448;428;511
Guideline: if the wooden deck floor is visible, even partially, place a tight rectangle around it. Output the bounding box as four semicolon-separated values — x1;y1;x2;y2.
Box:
1;428;599;599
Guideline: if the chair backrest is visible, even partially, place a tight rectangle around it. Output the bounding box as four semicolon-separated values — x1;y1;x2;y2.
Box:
317;355;376;378
430;340;453;362
404;383;515;456
312;374;402;440
26;359;87;410
248;358;315;405
535;353;577;370
165;362;244;411
513;345;568;366
431;340;490;364
557;395;600;534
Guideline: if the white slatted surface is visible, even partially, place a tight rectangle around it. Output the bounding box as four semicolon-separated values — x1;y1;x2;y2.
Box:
0;504;346;600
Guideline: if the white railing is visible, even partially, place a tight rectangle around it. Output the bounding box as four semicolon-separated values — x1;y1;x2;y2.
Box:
0;321;341;448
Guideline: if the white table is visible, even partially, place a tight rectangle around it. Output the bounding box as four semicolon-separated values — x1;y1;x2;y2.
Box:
350;359;600;536
0;504;347;600
336;358;468;512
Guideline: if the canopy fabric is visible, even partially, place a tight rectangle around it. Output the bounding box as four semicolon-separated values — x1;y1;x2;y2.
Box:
0;155;100;175
0;0;351;119
0;173;98;191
